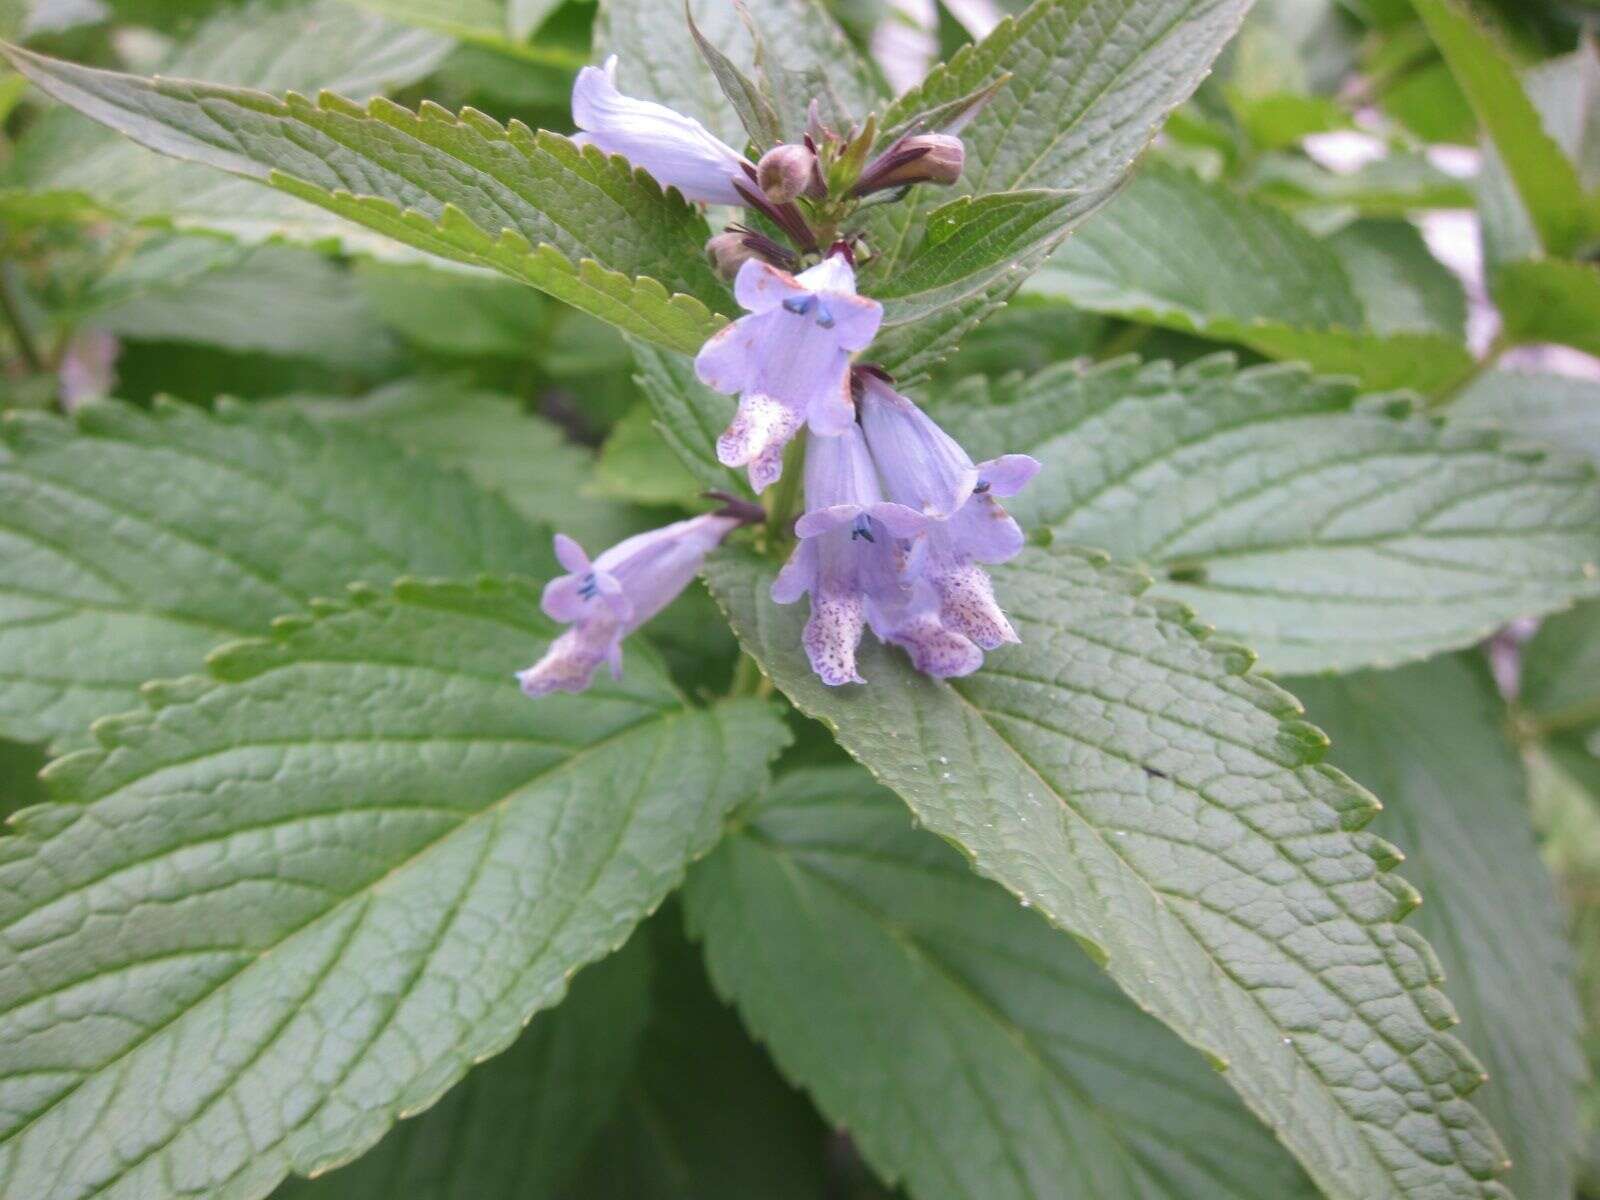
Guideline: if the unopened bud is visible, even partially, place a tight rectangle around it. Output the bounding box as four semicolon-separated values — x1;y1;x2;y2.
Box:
706;231;761;280
852;133;965;196
756;143;817;205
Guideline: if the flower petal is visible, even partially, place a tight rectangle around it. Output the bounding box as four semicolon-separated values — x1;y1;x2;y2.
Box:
518;623;619;697
883;612;982;679
553;533;591;574
772;537;818;604
693;317;763;395
734;259;808;314
858;377;977;517
716;391;804;491
977;453;1040;498
934;562;1019;650
803;591;867;686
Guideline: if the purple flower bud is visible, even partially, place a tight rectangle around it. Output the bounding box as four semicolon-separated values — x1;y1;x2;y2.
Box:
858;374;1039;652
852;133;965;196
571;56;748;206
518;513;739;697
756;143;819;205
694;250;883;492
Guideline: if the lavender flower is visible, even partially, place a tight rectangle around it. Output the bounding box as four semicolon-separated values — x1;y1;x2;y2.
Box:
519;513;738;697
772;426;983;684
694;251;883;491
858;374;1038;651
570;56;748;206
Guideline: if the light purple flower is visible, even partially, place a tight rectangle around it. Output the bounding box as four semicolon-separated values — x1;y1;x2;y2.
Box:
695;251;883;491
858;375;1038;651
571;55;748;206
772;426;982;684
519;512;738;697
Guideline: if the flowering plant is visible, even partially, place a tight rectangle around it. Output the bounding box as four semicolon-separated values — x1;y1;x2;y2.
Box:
1;2;1599;1199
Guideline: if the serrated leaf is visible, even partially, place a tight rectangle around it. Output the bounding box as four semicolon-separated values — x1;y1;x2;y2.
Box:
569;913;830;1200
272;936;651;1200
857;0;1252;370
0;399;549;749
685;764;1320;1200
1413;0;1596;259
707;542;1511;1200
1292;656;1585;1200
5;0;454;256
274;379;647;550
1025;165;1476;393
933;355;1600;674
0;576;789;1200
627;340;747;497
1;42;733;353
1454;369;1600;471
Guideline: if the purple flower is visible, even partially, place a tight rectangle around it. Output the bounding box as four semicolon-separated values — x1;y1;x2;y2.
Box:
772;426;983;684
519;512;738;697
858;374;1039;651
570;56;748;206
694;251;883;491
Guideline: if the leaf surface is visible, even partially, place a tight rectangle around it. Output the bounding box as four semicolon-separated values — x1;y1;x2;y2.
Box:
0;577;788;1200
0;400;547;748
686;765;1320;1200
1292;656;1585;1200
708;542;1512;1200
934;355;1600;674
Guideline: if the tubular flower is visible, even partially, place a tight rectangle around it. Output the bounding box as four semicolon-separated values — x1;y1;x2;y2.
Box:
772;426;984;684
858;374;1039;651
519;513;738;697
694;250;883;491
570;55;748;206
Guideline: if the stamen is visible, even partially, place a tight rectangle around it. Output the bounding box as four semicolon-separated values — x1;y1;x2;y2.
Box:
815;299;835;329
851;517;875;543
578;573;599;600
974;480;991;494
783;295;817;316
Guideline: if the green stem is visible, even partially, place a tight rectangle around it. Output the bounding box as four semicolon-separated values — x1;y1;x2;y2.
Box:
765;429;808;547
1434;333;1508;407
0;262;42;373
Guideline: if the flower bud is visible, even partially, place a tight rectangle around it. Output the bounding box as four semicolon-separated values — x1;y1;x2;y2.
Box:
851;133;965;196
706;231;761;281
756;143;818;205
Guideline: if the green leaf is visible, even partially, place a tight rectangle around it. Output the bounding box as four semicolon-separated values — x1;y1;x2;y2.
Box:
272;935;652;1200
1492;257;1600;358
685;3;783;152
352;261;548;357
1025;165;1476;393
628;340;746;497
1324;219;1467;339
1521;598;1600;739
1454;369;1600;471
1228;91;1353;150
594;0;879;151
341;0;576;62
569;912;831;1200
686;764;1320;1200
933;355;1600;674
0;576;789;1200
273;378;648;550
1243;152;1475;217
595;404;703;509
857;0;1253;369
1412;0;1595;259
0;42;733;353
5;0;455;256
0;399;549;749
71;236;401;371
706;542;1511;1200
1290;656;1585;1200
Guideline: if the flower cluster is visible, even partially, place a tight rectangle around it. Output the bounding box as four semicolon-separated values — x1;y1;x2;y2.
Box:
520;55;1036;696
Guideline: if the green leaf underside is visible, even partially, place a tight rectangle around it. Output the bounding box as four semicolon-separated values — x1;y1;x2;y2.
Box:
275;380;646;551
0;43;731;354
1026;165;1475;393
1291;657;1585;1200
272;935;651;1200
5;0;455;258
859;0;1253;372
1412;0;1594;260
0;400;551;750
933;354;1600;675
1454;370;1600;473
1325;221;1467;340
0;577;789;1200
686;765;1320;1200
707;543;1510;1200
